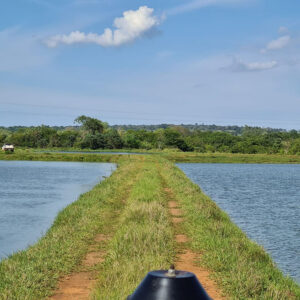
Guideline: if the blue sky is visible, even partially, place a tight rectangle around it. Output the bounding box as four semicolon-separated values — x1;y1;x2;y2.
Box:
1;0;300;128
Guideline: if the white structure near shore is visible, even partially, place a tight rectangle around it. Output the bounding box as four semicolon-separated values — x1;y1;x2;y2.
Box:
2;144;14;152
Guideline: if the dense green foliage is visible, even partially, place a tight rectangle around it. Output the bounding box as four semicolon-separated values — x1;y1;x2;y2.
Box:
1;117;299;154
111;123;286;135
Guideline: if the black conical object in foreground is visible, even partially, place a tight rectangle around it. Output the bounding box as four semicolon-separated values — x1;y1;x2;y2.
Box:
127;269;211;300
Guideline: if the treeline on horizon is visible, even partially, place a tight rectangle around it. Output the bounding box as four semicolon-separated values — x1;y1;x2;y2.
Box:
1;116;299;154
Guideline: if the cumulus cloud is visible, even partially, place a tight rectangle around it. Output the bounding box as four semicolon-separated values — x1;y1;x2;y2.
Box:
228;59;278;72
261;35;291;53
45;6;159;48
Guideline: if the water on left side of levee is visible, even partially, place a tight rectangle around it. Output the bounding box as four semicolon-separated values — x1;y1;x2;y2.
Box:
0;160;116;260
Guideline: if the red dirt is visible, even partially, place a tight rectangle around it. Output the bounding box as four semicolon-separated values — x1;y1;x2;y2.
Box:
49;234;108;300
49;272;96;300
170;208;182;216
172;217;183;223
83;252;104;267
176;250;226;300
168;200;178;209
167;193;226;300
176;234;188;243
94;233;107;242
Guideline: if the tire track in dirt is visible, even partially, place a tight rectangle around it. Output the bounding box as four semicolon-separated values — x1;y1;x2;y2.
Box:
165;187;226;300
49;234;108;300
49;161;144;300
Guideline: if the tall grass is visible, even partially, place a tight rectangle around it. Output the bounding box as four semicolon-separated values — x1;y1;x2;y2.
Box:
91;158;174;299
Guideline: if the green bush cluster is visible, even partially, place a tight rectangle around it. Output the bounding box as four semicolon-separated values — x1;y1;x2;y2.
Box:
1;116;299;154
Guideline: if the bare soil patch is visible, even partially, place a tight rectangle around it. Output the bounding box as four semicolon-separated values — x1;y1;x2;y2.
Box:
49;272;96;300
168;200;178;209
172;217;183;224
49;234;108;300
94;233;107;242
83;252;104;267
170;208;182;216
176;234;188;243
176;250;226;300
164;185;226;300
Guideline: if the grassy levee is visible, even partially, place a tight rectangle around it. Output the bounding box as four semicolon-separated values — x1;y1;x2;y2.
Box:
161;152;300;164
1;154;299;299
91;157;174;299
0;150;121;163
159;159;300;299
0;156;140;299
1;148;300;164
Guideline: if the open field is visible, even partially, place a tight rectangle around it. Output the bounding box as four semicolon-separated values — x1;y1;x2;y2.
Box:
0;156;299;299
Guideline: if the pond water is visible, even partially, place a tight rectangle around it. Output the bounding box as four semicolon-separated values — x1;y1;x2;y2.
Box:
177;163;300;283
0;161;116;260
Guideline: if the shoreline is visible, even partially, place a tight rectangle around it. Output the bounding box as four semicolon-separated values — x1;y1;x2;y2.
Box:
1;149;300;164
0;156;299;299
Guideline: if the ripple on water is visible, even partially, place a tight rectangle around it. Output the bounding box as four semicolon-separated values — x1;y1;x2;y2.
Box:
177;163;300;283
0;161;116;260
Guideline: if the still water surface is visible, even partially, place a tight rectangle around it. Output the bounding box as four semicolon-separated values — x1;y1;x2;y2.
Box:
0;161;116;260
177;163;300;283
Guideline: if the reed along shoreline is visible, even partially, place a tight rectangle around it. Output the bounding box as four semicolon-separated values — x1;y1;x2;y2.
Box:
0;154;299;299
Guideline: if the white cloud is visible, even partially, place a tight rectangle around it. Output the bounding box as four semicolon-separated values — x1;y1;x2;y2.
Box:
45;6;159;48
261;35;291;53
228;59;278;72
166;0;251;16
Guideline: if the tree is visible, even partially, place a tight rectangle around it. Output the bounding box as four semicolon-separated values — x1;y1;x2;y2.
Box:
104;129;123;149
123;131;141;149
0;130;9;144
58;130;79;147
289;138;300;154
74;115;104;134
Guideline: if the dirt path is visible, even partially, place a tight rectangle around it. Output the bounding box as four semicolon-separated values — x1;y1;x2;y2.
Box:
166;188;226;300
48;163;143;300
49;234;108;300
49;169;225;300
